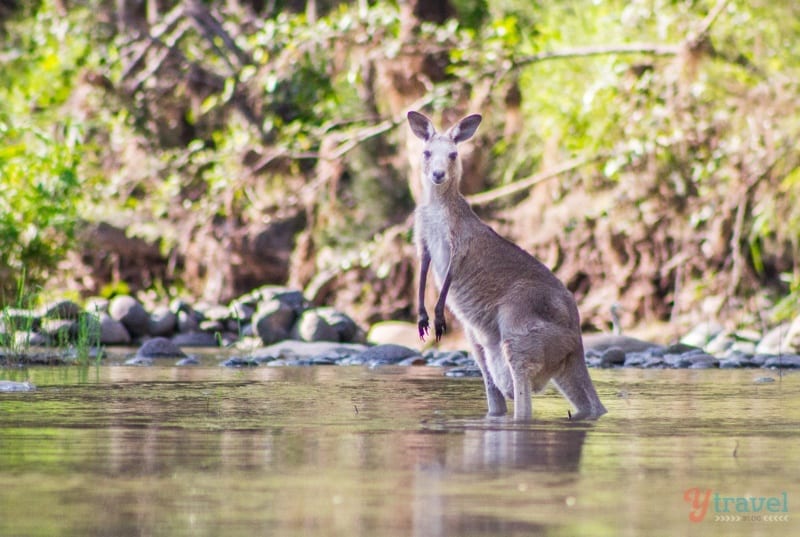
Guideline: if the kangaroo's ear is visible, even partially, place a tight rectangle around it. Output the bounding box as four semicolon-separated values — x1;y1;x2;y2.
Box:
449;114;482;143
407;111;436;141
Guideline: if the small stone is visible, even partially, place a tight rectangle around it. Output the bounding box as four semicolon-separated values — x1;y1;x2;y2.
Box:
176;356;200;366
109;295;150;338
136;337;186;358
754;376;776;383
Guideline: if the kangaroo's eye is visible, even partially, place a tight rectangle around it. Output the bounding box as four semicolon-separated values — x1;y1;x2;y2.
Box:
423;150;431;159
448;152;457;160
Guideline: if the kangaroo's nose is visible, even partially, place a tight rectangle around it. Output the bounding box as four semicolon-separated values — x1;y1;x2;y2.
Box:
432;170;445;183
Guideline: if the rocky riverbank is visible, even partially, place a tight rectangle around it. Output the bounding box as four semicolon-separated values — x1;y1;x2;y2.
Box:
2;285;800;374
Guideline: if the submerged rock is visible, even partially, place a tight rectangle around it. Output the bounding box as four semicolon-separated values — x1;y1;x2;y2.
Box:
0;380;36;392
340;344;419;366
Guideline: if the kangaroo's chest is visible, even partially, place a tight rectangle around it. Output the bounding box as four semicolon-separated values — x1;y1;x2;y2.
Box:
418;206;458;285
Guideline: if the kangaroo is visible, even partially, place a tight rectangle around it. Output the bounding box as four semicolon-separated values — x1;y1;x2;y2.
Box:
408;110;607;420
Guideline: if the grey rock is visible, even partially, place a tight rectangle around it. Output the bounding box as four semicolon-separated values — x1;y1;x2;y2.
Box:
398;355;429;366
292;309;340;342
125;356;154;366
149;306;177;337
176;356;200;366
250;340;368;364
314;307;359;342
267;356;337;366
599;346;626;368
3;308;40;331
40;299;82;320
664;343;702;355
642;357;666;368
171;332;219;347
428;350;471;367
136;337;186;358
229;302;255;324
680;321;724;348
100;314;131;345
583;334;664;355
253;299;297;345
251;286;307;313
69;313;102;343
763;355;800;369
199;320;226;333
39;318;74;342
84;297;109;314
0;380;36;392
754;376;776;383
14;331;49;347
623;351;653;367
342;344;419;366
705;331;734;355
201;305;230;323
445;366;482;378
177;310;201;333
109;295;150;338
220;357;258;367
687;355;719;369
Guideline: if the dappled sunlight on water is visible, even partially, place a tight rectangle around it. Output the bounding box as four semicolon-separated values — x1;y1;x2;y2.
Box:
0;366;798;536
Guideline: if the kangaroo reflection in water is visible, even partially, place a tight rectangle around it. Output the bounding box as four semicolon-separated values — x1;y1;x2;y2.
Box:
412;422;590;537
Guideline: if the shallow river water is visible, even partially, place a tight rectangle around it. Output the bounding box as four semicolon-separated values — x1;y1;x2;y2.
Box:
1;364;798;537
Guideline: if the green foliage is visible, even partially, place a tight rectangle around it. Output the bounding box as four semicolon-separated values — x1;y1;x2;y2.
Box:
0;3;99;304
2;0;800;324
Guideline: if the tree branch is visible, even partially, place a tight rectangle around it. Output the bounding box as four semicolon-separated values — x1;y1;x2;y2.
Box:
467;155;602;206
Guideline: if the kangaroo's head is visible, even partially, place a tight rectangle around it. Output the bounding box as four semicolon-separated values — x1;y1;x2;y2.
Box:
407;111;482;190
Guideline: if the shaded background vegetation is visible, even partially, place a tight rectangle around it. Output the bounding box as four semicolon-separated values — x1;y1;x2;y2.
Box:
1;0;799;336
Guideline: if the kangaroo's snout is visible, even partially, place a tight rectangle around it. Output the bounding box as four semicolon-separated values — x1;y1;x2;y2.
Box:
432;170;446;184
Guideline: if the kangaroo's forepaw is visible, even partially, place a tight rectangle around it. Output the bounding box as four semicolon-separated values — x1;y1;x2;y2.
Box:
418;316;429;341
434;317;446;341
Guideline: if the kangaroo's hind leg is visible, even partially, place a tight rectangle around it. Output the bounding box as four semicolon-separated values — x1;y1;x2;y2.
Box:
500;336;546;420
551;350;607;420
466;330;507;416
